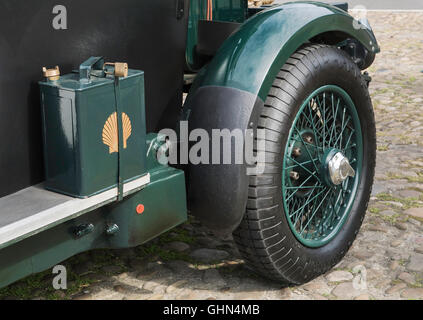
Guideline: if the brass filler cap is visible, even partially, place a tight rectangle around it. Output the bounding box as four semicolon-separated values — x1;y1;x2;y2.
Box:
42;66;60;81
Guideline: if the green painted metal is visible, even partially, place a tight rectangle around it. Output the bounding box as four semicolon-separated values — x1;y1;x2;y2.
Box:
0;141;187;288
186;0;248;71
106;168;187;249
39;59;147;198
186;1;379;102
281;85;363;248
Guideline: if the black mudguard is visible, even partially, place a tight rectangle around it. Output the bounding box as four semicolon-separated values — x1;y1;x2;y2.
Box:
184;86;263;235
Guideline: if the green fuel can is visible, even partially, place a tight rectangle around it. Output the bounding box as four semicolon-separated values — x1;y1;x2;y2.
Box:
39;57;147;198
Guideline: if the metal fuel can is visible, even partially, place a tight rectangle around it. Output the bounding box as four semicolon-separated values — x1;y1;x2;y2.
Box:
39;57;147;198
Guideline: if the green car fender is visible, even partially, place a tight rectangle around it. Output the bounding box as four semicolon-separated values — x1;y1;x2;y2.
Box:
183;2;379;234
189;1;379;102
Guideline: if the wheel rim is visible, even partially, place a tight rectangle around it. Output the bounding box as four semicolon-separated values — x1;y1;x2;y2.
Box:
282;85;363;248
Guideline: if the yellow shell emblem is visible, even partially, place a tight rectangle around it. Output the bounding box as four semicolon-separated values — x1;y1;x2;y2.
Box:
102;112;132;154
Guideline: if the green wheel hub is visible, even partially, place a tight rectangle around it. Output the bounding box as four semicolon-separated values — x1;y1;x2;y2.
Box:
282;85;363;248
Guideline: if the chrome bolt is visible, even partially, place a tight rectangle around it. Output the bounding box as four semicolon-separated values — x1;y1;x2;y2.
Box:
292;148;302;157
106;223;120;236
290;171;300;180
304;135;314;144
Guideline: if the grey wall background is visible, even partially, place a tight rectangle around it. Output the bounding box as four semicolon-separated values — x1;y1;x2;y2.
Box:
273;0;423;10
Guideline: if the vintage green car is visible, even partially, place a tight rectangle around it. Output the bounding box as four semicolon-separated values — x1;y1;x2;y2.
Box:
0;0;379;288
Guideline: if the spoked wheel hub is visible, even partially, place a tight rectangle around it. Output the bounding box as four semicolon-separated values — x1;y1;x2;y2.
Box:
282;85;363;248
323;148;355;186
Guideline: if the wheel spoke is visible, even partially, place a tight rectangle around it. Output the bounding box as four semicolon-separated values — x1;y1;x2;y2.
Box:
286;173;320;202
285;185;325;190
329;97;340;146
294;127;321;173
334;114;351;147
288;155;321;182
319;96;326;149
300;188;333;235
344;143;357;151
337;108;347;148
291;185;326;220
306;103;324;157
343;129;356;152
282;86;362;248
286;157;320;170
290;137;324;150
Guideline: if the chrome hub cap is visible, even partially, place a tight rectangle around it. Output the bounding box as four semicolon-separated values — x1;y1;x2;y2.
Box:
328;152;355;185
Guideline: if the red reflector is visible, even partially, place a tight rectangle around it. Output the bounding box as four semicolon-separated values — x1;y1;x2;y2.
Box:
136;204;145;215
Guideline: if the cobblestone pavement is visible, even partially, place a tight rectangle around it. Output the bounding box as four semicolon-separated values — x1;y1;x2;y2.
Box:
1;12;422;300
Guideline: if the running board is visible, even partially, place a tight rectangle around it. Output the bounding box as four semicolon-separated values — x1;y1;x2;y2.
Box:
0;174;150;250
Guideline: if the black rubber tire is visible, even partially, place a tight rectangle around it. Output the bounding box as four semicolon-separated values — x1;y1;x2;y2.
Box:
233;44;376;285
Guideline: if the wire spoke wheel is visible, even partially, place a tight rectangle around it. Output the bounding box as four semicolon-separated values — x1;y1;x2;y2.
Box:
233;44;375;284
282;85;363;248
